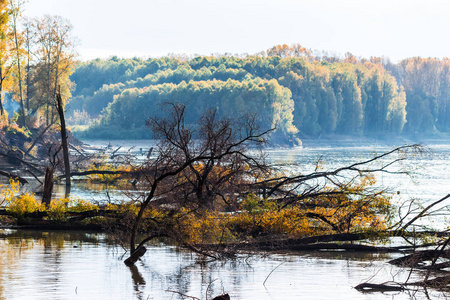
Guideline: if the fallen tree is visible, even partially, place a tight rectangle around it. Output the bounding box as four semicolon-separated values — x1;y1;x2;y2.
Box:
353;194;450;294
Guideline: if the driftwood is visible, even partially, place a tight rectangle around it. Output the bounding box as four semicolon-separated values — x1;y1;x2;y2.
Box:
0;208;133;231
389;250;450;267
363;237;450;293
286;242;400;252
204;232;394;252
124;246;147;266
354;283;404;292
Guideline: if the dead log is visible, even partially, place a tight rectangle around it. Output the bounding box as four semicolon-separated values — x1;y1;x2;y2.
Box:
288;242;400;252
355;283;404;292
124;246;147;266
204;232;383;252
0;208;133;219
389;250;450;267
42;167;54;207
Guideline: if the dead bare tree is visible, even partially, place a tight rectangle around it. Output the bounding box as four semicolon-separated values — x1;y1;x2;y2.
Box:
55;90;70;198
124;104;271;265
119;102;432;266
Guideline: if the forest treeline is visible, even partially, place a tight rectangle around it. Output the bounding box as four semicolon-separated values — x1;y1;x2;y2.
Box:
0;0;449;144
67;45;450;142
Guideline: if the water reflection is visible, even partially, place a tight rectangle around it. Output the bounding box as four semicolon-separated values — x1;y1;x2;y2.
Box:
127;264;146;300
1;229;449;299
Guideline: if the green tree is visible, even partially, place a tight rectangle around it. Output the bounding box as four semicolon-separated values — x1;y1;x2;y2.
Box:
362;64;406;135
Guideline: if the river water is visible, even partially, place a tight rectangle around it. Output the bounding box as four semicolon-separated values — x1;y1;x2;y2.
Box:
0;230;442;300
1;139;450;299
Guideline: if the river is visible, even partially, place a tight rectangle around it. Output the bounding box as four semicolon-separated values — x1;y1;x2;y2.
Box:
0;230;441;300
1;139;450;299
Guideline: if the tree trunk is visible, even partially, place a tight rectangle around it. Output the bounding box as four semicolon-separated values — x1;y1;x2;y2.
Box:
12;13;26;127
124;246;147;266
42;166;54;207
0;85;4;117
0;66;4;117
55;92;71;198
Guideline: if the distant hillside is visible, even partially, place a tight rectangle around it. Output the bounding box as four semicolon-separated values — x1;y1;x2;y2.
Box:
67;45;450;143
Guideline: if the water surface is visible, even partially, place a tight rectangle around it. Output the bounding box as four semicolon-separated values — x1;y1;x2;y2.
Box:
1;230;444;300
2;140;450;299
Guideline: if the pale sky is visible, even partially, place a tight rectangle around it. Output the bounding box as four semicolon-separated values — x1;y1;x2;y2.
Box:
25;0;450;62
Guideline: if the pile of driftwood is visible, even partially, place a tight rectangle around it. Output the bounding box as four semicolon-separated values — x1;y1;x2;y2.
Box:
355;237;450;293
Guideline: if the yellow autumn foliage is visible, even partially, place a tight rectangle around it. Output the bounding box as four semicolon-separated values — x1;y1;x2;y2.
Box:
47;197;99;222
1;179;100;220
176;174;393;245
85;160;132;183
1;179;45;216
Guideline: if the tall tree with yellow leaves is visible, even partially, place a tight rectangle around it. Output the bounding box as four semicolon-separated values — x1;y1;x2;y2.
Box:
28;15;76;125
0;0;12;118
